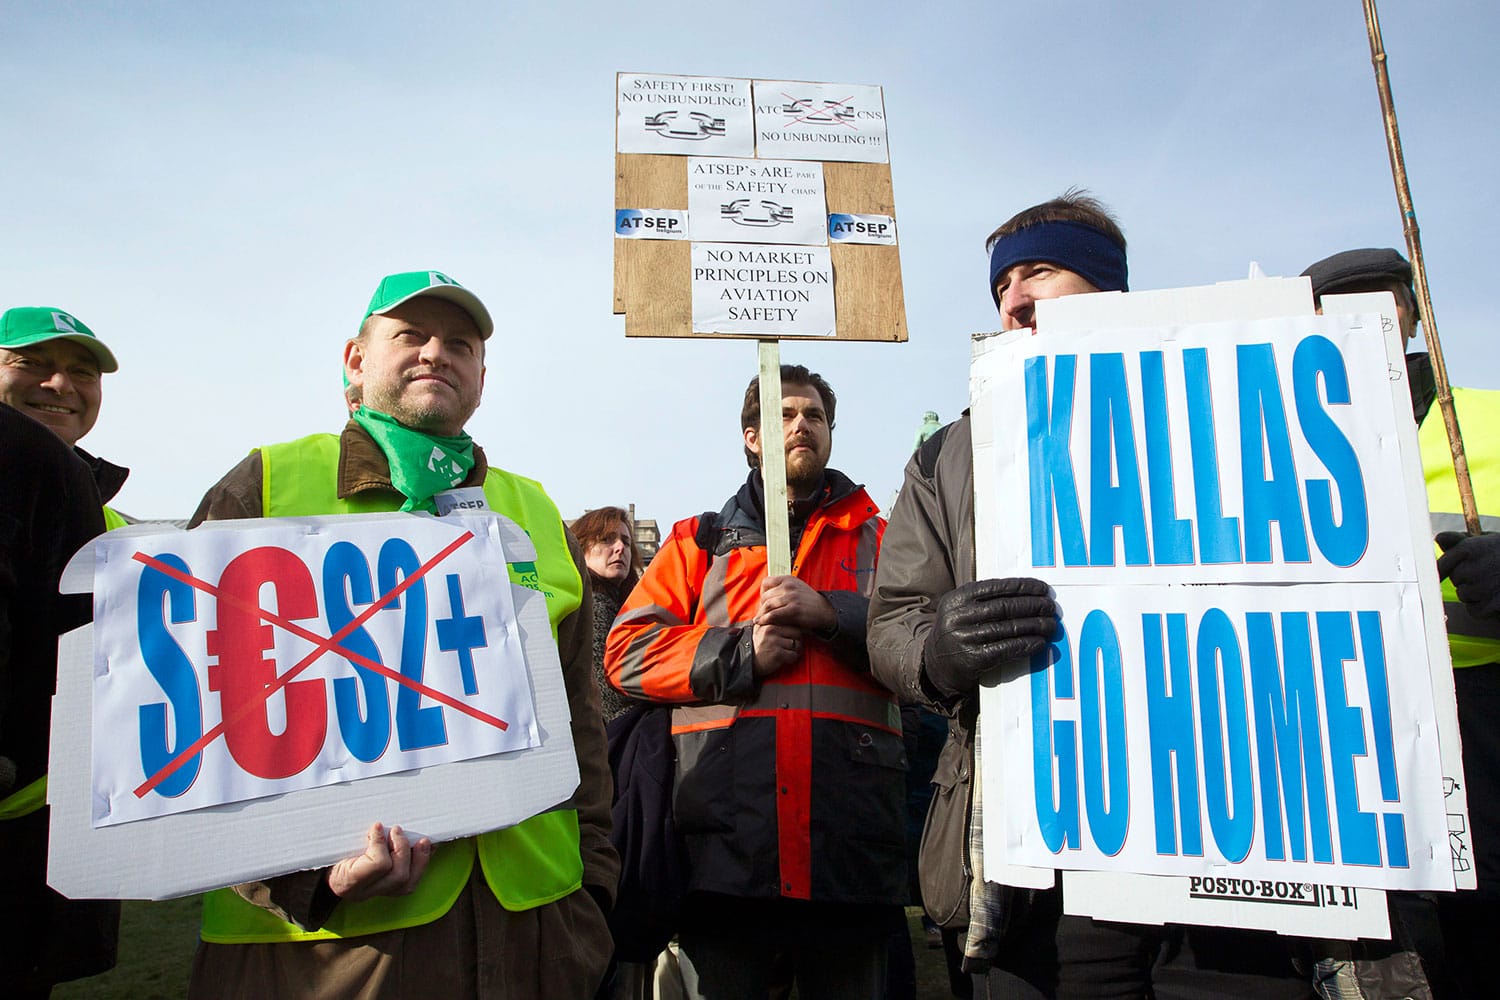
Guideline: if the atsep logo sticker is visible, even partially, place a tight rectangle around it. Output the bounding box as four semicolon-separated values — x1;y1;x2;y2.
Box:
828;213;897;245
90;514;539;827
615;208;689;239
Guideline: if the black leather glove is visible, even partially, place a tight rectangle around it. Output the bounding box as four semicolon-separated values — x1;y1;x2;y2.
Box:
1436;531;1500;622
923;578;1057;700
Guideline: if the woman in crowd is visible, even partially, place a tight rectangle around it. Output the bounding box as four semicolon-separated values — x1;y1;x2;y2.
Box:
572;505;644;723
575;506;674;1000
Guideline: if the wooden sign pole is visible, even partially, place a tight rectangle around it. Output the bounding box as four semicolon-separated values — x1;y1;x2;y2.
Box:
757;339;792;576
1362;0;1482;535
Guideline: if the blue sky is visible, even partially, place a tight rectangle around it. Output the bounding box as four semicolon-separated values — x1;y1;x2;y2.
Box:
5;0;1497;523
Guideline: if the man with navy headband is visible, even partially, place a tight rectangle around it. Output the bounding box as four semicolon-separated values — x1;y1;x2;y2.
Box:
986;198;1130;330
870;192;1313;998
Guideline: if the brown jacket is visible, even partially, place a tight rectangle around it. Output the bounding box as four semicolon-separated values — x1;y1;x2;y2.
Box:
187;422;617;1000
867;416;978;930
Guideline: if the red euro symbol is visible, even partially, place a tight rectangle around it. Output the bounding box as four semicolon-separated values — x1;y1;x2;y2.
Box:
205;546;327;779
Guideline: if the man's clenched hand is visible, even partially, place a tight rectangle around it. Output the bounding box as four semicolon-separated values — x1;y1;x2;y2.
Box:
922;578;1057;699
326;822;433;902
1437;531;1500;622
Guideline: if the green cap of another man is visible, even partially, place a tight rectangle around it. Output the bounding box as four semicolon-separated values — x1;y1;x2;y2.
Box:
0;307;119;372
362;270;494;340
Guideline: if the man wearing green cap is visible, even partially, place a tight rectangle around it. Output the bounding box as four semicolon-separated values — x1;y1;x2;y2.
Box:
0;307;127;997
186;271;618;999
0;307;130;529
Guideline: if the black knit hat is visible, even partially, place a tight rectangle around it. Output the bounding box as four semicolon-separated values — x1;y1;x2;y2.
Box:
1301;248;1416;311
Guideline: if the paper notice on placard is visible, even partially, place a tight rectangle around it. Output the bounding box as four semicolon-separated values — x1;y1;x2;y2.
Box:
617;73;754;156
688;158;826;246
753;80;888;163
690;242;834;337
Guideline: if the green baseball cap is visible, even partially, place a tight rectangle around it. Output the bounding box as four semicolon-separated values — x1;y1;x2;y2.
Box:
362;270;494;340
0;307;119;372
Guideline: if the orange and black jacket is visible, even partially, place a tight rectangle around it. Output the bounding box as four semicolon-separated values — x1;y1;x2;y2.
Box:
606;470;907;904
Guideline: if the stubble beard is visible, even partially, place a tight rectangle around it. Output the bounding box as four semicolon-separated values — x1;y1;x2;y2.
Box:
366;376;475;436
785;443;827;499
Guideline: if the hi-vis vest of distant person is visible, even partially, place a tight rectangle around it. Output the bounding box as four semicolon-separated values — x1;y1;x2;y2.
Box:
1421;387;1500;668
201;433;584;943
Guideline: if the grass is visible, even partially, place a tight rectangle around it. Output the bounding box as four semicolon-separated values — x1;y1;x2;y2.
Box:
53;896;200;1000
905;906;962;998
52;900;958;999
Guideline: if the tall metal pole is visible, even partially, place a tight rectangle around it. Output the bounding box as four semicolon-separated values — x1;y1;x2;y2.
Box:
1362;0;1482;535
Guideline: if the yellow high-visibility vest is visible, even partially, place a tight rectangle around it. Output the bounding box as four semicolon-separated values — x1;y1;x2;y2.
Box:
1419;387;1500;668
201;432;584;943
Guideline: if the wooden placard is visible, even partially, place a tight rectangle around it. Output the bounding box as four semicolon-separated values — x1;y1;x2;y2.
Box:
612;78;908;342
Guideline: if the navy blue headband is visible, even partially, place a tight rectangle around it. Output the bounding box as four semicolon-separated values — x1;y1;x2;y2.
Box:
988;220;1129;312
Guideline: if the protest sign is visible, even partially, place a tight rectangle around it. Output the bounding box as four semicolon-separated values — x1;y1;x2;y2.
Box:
613;71;905;342
614;70;905;566
90;513;537;826
970;281;1466;920
48;512;580;900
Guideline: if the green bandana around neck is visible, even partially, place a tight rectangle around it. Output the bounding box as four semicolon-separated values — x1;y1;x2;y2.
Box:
352;406;476;513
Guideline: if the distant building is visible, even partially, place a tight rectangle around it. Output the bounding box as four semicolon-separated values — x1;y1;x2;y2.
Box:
630;506;660;566
564;504;661;567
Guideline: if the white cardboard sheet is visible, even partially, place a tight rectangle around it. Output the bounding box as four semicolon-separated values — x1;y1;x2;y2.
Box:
48;513;580;900
90;513;539;826
970;278;1472;935
993;582;1448;889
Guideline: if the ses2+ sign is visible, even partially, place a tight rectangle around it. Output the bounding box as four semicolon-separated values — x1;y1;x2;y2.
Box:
90;513;537;828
